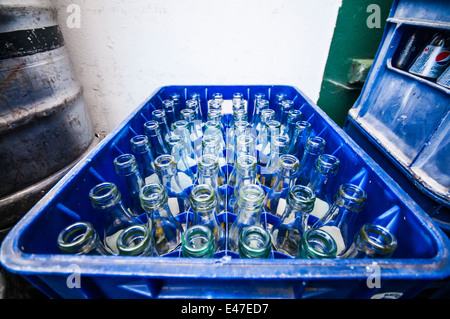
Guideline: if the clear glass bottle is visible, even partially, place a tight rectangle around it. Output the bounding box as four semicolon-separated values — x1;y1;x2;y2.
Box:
342;223;398;259
188;92;204;120
151;109;172;145
284;109;302;140
228;183;265;252
307;154;341;220
227;120;250;165
259;134;290;188
181;225;215;258
162;99;177;130
249;93;266;129
228;134;256;188
271;185;316;257
203;120;225;152
313;183;368;258
129;135;158;184
89;182;138;254
258;119;281;167
116;224;155;256
263;154;300;217
170;92;182;110
113;153;145;217
180;108;202;153
166;135;197;183
295;136;326;186
197;154;226;212
202;128;226;168
154;154;194;216
189;184;226;251
255;108;275;154
298;228;338;259
173;119;199;169
228;155;258;212
57;221;109;255
287;120;312;159
185;99;203;138
273;93;287;122
279;100;294;133
140;182;183;256
143;120;170;159
238;225;272;259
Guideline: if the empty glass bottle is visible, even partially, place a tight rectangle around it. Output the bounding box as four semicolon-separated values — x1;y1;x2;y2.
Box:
143;120;169;159
189;184;226;251
227;120;250;165
170;92;182;110
154;154;194;216
287;120;312;159
228;134;256;188
249;93;267;129
279;100;294;133
188;92;203;120
173;120;198;163
89;182;138;254
140;182;183;256
258;119;281;167
263;154;300;218
181;225;215;258
152;109;172;145
166;134;197;183
307;154;340;220
116;224;155;256
238;225;272;259
299;228;338;259
255;108;275;154
203;120;225;152
284;109;302;140
57;221;109;255
228;183;265;252
273;93;287;122
313;183;368;257
271;185;316;257
228;155;258;212
180;108;202;153
295;136;326;186
342;223;398;259
162;99;177;130
130;135;158;184
197;154;226;211
113;153;145;217
259;134;290;188
201;133;227;185
185;99;204;135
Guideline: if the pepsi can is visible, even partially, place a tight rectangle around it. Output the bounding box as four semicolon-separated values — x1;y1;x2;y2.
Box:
437;66;450;89
409;33;450;80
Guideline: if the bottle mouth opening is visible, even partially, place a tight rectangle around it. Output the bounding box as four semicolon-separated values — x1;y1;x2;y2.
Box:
57;222;96;253
140;182;167;209
315;154;340;175
189;184;216;207
302;228;337;258
154;154;176;169
162;99;174;109
182;225;214;255
130;135;150;153
337;183;367;208
360;223;398;254
143;120;160;135
89;182;120;209
198;155;219;173
287;185;316;210
117;225;151;255
238;184;265;205
305;136;326;153
239;226;271;257
114;153;138;175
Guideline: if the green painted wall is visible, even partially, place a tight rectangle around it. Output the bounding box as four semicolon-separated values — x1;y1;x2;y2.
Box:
317;0;394;127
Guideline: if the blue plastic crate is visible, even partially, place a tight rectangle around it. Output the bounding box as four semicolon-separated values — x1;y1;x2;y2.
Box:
344;0;450;233
1;85;449;299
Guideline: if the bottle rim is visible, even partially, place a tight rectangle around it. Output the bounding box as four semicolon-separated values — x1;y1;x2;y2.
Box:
335;183;367;211
236;155;257;172
287;185;316;212
359;223;398;255
154;154;176;171
89;182;121;210
113;153;139;176
181;225;215;257
130;135;150;154
295;120;312;132
57;221;98;254
139;182;168;211
305;136;326;154
143;120;161;135
301;228;338;259
315;154;340;175
197;154;219;175
278;154;300;175
189;184;217;209
117;224;152;256
238;225;272;258
238;184;265;207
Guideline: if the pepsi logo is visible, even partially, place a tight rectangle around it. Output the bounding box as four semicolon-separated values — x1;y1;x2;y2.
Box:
436;51;450;65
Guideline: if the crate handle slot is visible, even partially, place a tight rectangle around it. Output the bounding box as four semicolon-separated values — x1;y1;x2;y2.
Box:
56;203;81;221
348;167;369;190
88;167;107;183
373;205;401;233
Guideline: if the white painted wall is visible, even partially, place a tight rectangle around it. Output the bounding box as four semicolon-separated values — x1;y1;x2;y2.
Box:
53;0;342;138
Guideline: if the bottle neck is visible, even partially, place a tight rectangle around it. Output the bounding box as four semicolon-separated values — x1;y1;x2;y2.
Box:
57;222;107;255
354;223;398;258
300;228;337;259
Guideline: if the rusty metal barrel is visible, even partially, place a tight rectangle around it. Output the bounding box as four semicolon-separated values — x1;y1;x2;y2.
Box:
0;0;95;240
